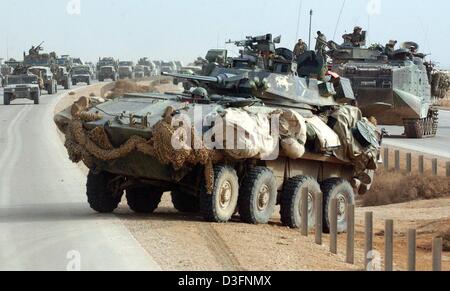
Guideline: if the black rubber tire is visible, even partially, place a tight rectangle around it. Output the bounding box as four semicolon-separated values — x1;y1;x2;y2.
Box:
3;93;11;105
99;78;104;82
86;171;123;213
33;92;39;105
72;80;77;86
200;165;239;223
238;167;277;224
321;178;355;234
126;186;163;214
280;176;321;229
171;190;200;213
47;82;54;95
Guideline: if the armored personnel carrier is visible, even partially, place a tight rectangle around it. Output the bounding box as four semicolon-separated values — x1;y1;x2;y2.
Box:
55;34;381;233
328;32;439;138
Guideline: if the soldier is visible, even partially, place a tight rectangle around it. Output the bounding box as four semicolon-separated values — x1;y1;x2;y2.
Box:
191;87;209;103
293;39;307;59
343;26;364;47
315;31;327;56
384;40;397;56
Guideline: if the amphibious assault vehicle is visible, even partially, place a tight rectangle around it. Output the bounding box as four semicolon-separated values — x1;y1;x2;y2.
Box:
329;32;439;138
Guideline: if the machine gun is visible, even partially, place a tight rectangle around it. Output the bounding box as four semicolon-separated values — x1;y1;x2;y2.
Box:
226;34;281;56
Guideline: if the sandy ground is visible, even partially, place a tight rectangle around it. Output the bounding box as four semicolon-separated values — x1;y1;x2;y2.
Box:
55;80;450;271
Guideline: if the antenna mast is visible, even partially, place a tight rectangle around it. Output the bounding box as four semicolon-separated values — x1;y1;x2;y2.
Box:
295;0;303;43
333;0;346;40
308;9;313;50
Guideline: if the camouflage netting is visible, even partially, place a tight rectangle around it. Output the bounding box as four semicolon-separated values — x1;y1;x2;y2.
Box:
60;97;219;192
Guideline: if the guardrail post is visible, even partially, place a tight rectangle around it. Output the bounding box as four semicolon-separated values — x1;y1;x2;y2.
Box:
315;192;323;245
384;148;389;170
330;198;338;255
385;220;394;271
432;159;438;176
301;188;309;237
346;204;355;264
419;156;425;175
365;212;373;270
395;150;401;171
407;229;417;271
406;153;412;173
432;238;443;272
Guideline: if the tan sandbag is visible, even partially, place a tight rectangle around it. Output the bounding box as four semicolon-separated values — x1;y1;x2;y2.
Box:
281;138;306;159
305;115;341;152
212;108;277;160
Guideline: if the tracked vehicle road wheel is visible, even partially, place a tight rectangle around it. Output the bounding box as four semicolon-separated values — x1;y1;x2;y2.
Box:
239;167;277;224
321;178;355;234
126;186;163;214
171;190;200;213
404;109;439;138
200;165;239;223
280;176;320;229
87;171;123;213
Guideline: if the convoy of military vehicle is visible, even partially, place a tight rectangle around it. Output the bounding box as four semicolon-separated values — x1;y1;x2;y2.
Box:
2;28;450;232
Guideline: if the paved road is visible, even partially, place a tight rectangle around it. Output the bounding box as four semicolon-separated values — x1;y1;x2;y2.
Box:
0;86;161;271
382;110;450;159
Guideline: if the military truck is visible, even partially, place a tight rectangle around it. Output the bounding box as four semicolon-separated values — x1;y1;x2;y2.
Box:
134;65;145;79
23;43;71;90
28;66;58;94
55;33;381;233
3;74;41;105
328;32;439;138
97;57;118;81
72;65;93;85
161;61;176;73
138;58;156;77
118;61;135;79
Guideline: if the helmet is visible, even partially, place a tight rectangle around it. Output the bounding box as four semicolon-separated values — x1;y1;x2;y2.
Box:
192;87;208;99
354;26;362;31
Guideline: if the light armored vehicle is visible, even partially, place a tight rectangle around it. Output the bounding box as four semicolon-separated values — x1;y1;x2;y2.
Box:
328;32;439;138
72;65;93;85
3;74;41;105
55;34;381;233
118;61;135;79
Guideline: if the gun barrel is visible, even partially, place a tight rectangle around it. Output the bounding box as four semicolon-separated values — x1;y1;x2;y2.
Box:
161;72;220;83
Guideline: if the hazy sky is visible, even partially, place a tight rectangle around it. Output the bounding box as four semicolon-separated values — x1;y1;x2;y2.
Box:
0;0;449;68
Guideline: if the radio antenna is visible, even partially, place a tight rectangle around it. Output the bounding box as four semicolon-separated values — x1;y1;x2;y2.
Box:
295;0;303;43
333;0;346;40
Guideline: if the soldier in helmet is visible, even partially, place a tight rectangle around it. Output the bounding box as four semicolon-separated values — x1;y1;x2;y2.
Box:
315;31;327;57
293;39;307;59
343;26;364;47
191;87;209;103
384;40;397;56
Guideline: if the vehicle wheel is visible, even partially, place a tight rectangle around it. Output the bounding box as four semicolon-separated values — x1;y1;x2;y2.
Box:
86;171;123;213
47;83;54;94
3;93;11;105
321;178;355;234
87;79;91;86
200;165;239;223
99;78;104;82
72;80;77;86
33;93;39;105
126;185;163;214
280;176;320;229
171;190;200;213
55;83;58;93
64;80;70;90
238;167;277;224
